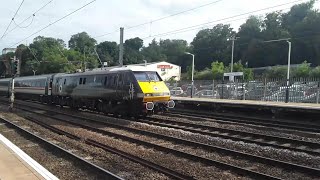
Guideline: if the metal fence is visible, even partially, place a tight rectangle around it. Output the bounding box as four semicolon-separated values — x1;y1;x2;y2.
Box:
166;77;320;104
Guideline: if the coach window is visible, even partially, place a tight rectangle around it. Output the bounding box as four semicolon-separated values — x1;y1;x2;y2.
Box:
64;79;66;85
83;78;86;85
79;78;82;85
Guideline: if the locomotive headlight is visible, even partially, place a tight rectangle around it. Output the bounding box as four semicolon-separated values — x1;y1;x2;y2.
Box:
164;92;170;96
145;93;152;97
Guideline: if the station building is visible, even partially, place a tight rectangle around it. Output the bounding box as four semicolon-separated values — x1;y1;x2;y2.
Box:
132;61;181;81
93;61;181;81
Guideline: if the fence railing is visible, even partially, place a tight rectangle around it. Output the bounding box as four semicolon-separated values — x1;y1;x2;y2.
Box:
166;77;320;104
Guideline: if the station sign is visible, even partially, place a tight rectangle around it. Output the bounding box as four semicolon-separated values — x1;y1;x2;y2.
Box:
157;65;172;69
223;72;244;77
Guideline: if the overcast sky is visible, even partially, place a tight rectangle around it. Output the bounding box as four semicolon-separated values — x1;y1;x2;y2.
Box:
0;0;319;52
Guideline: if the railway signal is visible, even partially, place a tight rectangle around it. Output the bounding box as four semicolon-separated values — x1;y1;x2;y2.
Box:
11;58;20;77
9;56;20;111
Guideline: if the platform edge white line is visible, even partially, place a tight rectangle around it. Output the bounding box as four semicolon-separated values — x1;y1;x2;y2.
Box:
0;133;59;180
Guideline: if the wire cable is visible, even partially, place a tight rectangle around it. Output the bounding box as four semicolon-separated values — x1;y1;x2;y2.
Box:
4;0;53;37
10;0;96;48
1;0;25;39
13;15;35;28
141;0;306;40
94;0;224;38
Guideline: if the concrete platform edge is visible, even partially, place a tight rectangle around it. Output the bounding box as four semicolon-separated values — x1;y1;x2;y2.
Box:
0;133;59;180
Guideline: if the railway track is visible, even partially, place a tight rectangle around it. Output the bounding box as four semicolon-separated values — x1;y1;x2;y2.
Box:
141;116;320;156
171;109;320;133
5;99;320;179
0;116;122;180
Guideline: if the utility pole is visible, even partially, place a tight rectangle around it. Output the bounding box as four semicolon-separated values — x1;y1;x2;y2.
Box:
230;35;239;73
83;47;86;72
119;27;124;67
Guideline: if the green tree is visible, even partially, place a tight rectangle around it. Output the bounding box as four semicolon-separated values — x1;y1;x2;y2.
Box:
265;66;287;79
124;37;144;64
142;39;167;62
192;24;234;70
310;66;320;78
211;61;224;80
68;32;97;53
292;61;311;78
96;41;118;66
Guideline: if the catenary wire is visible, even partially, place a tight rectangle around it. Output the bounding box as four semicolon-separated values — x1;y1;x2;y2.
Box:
141;0;306;40
94;0;224;38
13;15;35;28
3;0;53;38
1;0;25;39
10;0;96;48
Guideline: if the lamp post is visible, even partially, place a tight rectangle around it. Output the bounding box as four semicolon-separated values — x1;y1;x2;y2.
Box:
185;52;195;98
285;40;292;103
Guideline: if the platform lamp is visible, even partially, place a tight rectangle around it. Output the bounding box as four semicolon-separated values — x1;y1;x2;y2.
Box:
185;52;195;98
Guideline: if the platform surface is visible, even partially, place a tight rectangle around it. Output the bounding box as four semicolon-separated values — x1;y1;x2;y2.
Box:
172;97;320;110
0;141;43;180
0;133;58;180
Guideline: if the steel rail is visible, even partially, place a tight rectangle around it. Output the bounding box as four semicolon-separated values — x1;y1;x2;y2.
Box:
20;115;192;180
0;117;122;180
144;117;320;151
11;101;320;178
23;108;320;179
171;109;320;133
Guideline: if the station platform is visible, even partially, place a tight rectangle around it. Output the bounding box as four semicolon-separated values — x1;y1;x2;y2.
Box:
172;97;320;114
0;134;58;180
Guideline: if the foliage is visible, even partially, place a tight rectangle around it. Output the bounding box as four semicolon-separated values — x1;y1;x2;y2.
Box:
292;61;311;78
264;66;287;79
211;61;224;80
310;66;320;78
2;1;319;78
191;24;235;70
68;32;97;53
194;68;213;80
96;41;118;66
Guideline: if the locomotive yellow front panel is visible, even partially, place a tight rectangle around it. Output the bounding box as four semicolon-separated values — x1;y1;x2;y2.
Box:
138;81;170;102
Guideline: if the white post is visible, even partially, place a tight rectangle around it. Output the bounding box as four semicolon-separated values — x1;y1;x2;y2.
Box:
185;52;195;98
287;41;292;86
191;54;195;98
285;40;291;103
231;37;235;73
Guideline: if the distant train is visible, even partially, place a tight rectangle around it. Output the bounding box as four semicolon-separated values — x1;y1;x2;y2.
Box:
0;66;175;116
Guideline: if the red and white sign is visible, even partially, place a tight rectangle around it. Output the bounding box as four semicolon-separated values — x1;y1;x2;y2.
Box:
157;65;172;69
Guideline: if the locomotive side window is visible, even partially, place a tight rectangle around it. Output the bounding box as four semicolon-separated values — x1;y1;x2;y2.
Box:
104;77;108;86
83;78;86;85
118;74;123;85
79;78;82;84
64;79;66;85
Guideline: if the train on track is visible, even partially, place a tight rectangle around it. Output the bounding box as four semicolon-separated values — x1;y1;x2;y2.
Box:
0;65;175;116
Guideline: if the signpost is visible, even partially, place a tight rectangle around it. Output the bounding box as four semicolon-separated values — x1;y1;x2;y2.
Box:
223;72;245;100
